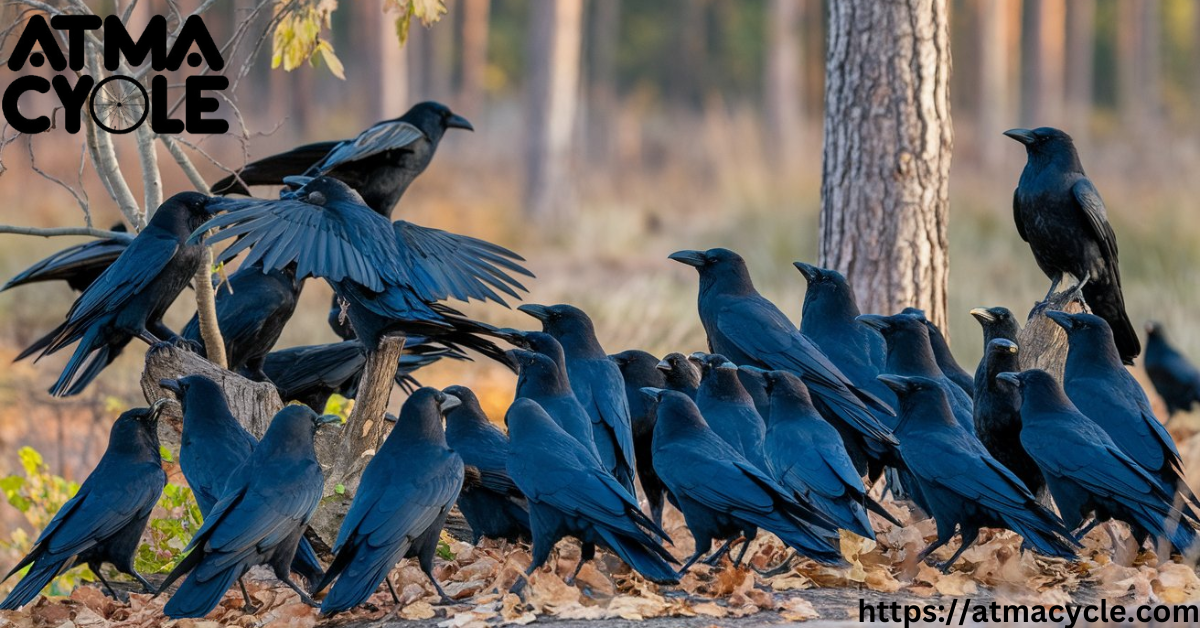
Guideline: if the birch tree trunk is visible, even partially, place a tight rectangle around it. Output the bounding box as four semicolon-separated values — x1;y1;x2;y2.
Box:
819;0;953;331
524;0;583;222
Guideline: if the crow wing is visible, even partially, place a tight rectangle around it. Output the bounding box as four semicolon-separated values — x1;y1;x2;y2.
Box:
310;121;426;174
392;221;532;306
211;141;342;196
2;237;130;292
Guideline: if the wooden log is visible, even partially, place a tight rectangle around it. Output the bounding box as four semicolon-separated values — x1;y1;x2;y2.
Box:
1016;288;1088;381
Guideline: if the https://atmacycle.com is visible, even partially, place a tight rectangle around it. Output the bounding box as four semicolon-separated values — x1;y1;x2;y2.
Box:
859;598;1198;627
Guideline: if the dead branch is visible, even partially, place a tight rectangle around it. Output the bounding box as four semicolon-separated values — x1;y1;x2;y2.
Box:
0;225;130;239
1017;289;1089;381
134;124;163;213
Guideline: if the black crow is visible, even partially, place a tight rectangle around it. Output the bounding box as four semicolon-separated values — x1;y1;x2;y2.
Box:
690;353;768;470
735;362;772;421
518;304;637;495
754;369;902;538
181;263;303;380
505;398;678;585
794;261;885;371
1000;370;1198;552
508;348;600;460
195;176;530;366
972;340;1044;498
1144;321;1200;416
160;375;325;593
969;307;1021;395
1005;126;1139;363
159;405;338;618
645;389;842;571
610;349;669;529
902;308;973;399
1045;311;1200;510
0;404;167;609
2;224;130;293
858;313;976;436
263;338;461;412
315;388;464;613
656;352;700;398
669;248;897;465
441;385;530;543
27;193;215;396
212;101;472;216
878;375;1077;572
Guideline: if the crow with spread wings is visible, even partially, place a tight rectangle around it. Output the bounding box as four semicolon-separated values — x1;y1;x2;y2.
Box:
193;176;533;365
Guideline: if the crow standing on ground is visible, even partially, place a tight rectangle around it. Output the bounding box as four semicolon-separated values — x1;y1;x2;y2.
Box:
509;348;600;460
794;261;886;372
316;388;464;614
657;352;700;398
441;385;531;544
2;223;129;293
1000;370;1198;553
735;361;772;421
26;193;216;397
1045;311;1200;509
970;307;1021;395
752;369;902;538
181;263;303;381
0;404;167;610
505;398;679;586
212;102;472;217
160;375;325;594
1144;321;1200;416
690;353;768;470
645;389;842;572
159;406;338;619
195;176;531;365
610;349;670;529
669;248;897;474
1005;127;1139;363
972;340;1045;498
902;308;974;399
878;375;1077;572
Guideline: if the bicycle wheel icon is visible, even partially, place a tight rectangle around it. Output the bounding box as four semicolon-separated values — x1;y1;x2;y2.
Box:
89;76;149;135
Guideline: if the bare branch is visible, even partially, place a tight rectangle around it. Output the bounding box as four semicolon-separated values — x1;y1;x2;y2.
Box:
82;40;143;228
25;135;90;220
193;244;227;369
134;123;163;211
159;135;212;194
0;225;130;239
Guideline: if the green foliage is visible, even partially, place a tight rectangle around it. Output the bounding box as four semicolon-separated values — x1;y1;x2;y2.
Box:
135;483;203;575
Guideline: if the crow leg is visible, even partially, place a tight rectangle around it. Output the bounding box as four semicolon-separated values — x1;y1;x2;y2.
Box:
128;569;155;595
702;537;736;566
1042;274;1062;302
678;549;708;576
753;552;796;578
423;570;453;605
281;575;320;608
936;528;980;573
916;536;951;563
732;535;754;568
1072;517;1100;540
91;569;129;604
238;577;260;614
136;329;162;346
386;577;401;605
565;543;594;586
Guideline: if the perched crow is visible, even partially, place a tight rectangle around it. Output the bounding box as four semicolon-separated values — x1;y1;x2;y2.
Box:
519;304;636;494
2;223;130;293
441;385;530;543
508;348;600;460
1144;321;1200;416
858;313;976;436
316;388;464;613
263;338;460;412
657;352;700;398
212;101;472;216
794;261;885;371
690;353;768;470
902;308;973;399
646;389;842;571
1045;311;1200;510
160;375;325;593
0;404;167;609
196;177;530;366
505;398;678;585
610;349;669;529
1000;370;1198;552
1005;127;1139;363
669;248;897;471
969;307;1021;395
181;263;303;380
27;193;215;396
754;369;902;538
972;340;1044;498
159;406;338;619
878;375;1077;572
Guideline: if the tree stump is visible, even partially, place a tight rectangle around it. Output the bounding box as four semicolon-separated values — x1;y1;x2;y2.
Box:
1016;289;1089;381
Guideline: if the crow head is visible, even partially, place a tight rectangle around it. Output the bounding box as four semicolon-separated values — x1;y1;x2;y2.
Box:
518;303;596;341
402;101;473;142
1004;127;1081;169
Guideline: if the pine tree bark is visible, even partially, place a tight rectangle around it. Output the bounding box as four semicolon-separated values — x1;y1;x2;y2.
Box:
524;0;583;222
819;0;953;331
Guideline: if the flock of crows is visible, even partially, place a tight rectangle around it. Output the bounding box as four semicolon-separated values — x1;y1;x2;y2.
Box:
0;103;1198;620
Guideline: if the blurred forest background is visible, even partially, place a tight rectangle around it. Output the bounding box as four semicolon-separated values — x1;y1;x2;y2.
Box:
0;0;1199;528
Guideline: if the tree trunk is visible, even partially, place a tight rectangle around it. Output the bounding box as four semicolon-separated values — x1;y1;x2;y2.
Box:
977;0;1016;169
1020;0;1066;126
764;0;803;173
1117;0;1160;131
459;0;490;118
819;0;953;332
1017;291;1088;381
1064;0;1094;135
377;10;409;119
524;0;583;223
585;0;619;166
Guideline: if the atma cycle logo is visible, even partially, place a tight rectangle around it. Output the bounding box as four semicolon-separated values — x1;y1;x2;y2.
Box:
3;14;228;135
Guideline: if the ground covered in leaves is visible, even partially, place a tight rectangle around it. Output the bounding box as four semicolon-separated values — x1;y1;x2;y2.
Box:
2;499;1199;627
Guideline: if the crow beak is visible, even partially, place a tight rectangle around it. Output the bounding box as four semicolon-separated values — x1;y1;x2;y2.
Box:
969;307;995;323
383;413;399;424
717;360;738;372
1003;128;1037;145
1145;321;1159;335
856;314;890;332
440;394;462;412
517;304;551;322
668;250;706;267
282;175;314;190
994;339;1019;354
446;113;474;131
1044;310;1074;330
876;374;911;394
655;359;671;372
792;261;819;282
149;398;171;421
639;387;666;401
687;352;707;366
738;365;768;376
996;372;1022;387
317;414;343;426
159;378;183;396
494;328;529;346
